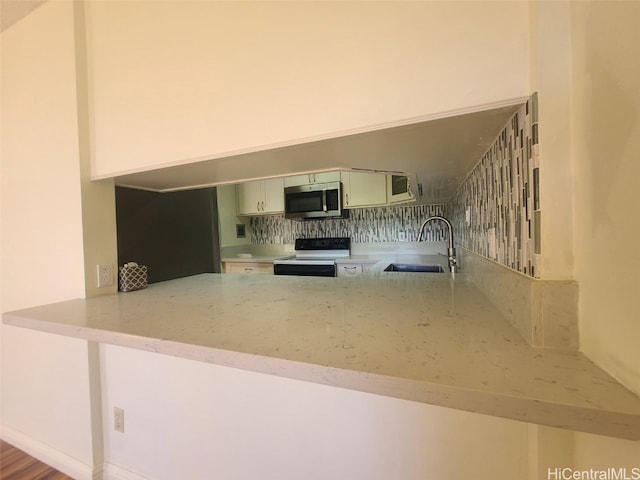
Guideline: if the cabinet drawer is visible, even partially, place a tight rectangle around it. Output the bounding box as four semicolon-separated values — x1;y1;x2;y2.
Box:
337;263;364;277
224;262;274;275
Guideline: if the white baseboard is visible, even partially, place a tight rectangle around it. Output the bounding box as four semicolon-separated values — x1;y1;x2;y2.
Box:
0;425;101;480
103;463;150;480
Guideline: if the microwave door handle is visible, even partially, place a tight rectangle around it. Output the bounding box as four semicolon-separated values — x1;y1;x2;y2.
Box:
322;190;327;212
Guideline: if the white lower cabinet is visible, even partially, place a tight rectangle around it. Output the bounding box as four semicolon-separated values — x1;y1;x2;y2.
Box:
224;262;274;275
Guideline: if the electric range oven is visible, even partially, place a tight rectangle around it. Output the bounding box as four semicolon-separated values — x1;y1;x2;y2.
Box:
273;237;350;277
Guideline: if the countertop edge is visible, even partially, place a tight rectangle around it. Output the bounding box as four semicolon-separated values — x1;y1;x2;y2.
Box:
4;311;640;441
221;256;289;263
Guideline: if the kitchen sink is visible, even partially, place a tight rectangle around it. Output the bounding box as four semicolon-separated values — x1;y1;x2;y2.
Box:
383;263;445;273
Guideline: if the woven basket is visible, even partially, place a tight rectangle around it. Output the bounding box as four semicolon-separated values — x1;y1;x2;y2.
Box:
119;265;148;292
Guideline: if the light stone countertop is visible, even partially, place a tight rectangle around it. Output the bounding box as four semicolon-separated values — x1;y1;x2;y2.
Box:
336;254;383;264
4;273;640;440
337;254;450;273
221;252;448;270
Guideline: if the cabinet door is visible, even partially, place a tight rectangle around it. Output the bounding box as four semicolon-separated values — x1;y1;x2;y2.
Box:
283;174;313;187
236;181;263;215
312;171;341;183
341;171;387;208
284;171;341;187
262;178;284;213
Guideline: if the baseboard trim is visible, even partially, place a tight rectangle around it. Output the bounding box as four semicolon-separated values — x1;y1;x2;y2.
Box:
0;425;101;480
103;463;150;480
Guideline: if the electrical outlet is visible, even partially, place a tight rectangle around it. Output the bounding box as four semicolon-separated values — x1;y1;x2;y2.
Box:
398;231;406;241
97;264;114;288
114;407;125;433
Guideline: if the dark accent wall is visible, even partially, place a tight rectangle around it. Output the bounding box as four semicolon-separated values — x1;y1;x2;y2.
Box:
115;186;221;284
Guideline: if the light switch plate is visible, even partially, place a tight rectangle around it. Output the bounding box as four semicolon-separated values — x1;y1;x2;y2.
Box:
114;407;124;433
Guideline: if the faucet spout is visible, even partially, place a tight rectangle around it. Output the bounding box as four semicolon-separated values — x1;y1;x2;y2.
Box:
418;216;457;274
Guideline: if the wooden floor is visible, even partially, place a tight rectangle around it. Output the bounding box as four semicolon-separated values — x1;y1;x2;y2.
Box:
0;440;73;480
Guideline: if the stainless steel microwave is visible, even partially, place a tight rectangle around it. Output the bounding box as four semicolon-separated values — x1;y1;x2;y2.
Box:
284;182;345;219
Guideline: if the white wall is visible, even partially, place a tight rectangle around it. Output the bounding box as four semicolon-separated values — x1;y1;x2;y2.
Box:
1;327;98;479
570;0;640;401
216;184;251;248
73;0;119;300
101;344;530;480
574;432;640;473
85;1;530;179
569;0;640;468
529;1;575;281
0;27;3;435
0;0;85;310
0;2;102;477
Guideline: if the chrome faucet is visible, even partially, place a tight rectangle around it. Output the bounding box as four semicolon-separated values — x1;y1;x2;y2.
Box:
418;216;457;274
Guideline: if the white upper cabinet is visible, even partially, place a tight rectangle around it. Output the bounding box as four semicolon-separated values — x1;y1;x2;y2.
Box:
284;172;341;187
283;175;311;188
341;171;387;208
237;178;284;215
312;172;342;184
236;171;415;216
237;180;262;215
263;178;285;212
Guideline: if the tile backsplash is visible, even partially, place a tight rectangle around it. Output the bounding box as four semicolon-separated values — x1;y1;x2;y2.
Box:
251;204;447;244
449;94;541;278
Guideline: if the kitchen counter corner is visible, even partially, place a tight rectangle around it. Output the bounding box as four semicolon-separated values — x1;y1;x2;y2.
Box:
3;273;640;440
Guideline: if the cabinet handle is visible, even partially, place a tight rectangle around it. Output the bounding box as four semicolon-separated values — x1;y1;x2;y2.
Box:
244;268;254;272
342;266;359;276
346;193;349;206
261;201;265;211
257;201;260;211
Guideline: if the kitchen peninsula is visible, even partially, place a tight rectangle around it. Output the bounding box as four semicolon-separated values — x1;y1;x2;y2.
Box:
4;271;640;441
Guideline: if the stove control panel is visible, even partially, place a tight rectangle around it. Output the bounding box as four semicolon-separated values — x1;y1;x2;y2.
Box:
294;237;350;251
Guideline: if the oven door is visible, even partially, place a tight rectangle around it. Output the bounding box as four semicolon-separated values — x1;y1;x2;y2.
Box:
274;262;336;277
